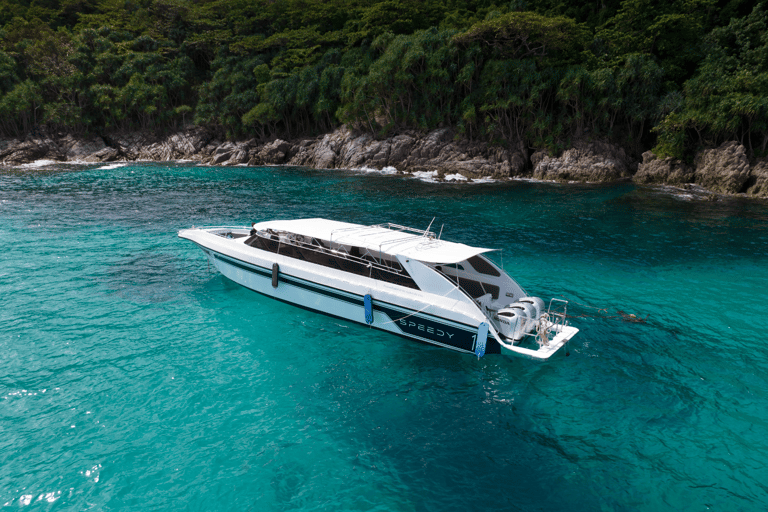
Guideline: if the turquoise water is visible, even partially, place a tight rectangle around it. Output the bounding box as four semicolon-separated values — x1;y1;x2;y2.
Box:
2;162;768;511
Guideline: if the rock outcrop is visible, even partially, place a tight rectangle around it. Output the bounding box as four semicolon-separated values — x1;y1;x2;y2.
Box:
247;139;292;166
634;141;767;197
280;126;525;178
0;137;64;164
634;151;694;185
745;159;768;196
693;141;751;194
108;127;214;161
57;135;108;161
84;147;120;162
3;126;768;197
531;141;632;182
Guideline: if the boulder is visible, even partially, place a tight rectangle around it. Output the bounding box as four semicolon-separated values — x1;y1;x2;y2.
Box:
222;142;252;165
693;141;750;194
164;127;213;158
335;130;387;168
107;133;152;160
58;135;108;161
404;128;453;168
84;147;120;162
532;141;631;182
0;138;23;163
256;139;291;165
0;137;64;164
745;160;768;197
209;142;236;164
108;128;213;161
386;135;416;168
633;151;694;185
308;133;347;168
284;139;319;167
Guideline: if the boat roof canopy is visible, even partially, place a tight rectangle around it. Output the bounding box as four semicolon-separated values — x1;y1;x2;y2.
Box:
255;218;494;264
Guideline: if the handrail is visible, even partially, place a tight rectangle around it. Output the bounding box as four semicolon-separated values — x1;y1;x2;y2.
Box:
374;222;437;238
431;266;502;333
189;225;250;230
256;230;408;278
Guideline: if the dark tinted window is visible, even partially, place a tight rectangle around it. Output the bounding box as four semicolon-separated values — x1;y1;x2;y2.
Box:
467;255;501;277
434;268;500;300
248;234;419;290
457;277;499;300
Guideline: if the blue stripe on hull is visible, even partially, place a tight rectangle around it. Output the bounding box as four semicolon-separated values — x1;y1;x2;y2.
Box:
205;248;500;354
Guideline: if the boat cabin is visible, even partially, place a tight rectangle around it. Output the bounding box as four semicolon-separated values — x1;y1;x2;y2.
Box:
242;219;525;311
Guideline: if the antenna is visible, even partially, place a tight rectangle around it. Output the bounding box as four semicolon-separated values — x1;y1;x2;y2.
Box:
438;224;444;240
424;217;435;238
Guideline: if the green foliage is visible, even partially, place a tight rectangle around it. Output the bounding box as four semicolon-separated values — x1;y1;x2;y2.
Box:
340;28;458;133
453;11;589;65
596;0;713;83
0;79;43;135
0;0;765;161
654;3;768;157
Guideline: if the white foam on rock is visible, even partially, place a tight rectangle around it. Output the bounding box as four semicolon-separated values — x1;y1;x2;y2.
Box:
411;170;439;182
410;170;496;184
19;159;58;168
354;165;398;175
99;162;128;170
468;176;496;184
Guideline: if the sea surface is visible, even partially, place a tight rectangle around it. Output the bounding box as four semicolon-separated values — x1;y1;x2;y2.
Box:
1;162;768;511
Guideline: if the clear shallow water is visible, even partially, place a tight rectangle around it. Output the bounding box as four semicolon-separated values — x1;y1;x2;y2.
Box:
1;162;768;511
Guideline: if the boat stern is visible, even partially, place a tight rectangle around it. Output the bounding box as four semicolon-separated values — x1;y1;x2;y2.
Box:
489;298;578;360
498;323;578;360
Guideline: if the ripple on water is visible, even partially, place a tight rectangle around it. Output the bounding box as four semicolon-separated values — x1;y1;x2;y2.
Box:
1;163;767;510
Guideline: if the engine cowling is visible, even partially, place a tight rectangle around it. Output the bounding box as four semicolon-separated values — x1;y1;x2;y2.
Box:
497;297;548;342
497;302;536;340
519;296;545;321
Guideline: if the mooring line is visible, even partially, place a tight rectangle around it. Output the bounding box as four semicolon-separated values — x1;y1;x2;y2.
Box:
557;295;649;323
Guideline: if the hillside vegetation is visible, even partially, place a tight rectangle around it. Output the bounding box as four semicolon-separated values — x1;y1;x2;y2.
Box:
1;0;766;159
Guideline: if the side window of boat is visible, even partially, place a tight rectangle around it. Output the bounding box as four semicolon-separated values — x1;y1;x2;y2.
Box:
467;255;501;277
249;234;419;290
433;265;500;300
436;263;464;271
457;277;500;300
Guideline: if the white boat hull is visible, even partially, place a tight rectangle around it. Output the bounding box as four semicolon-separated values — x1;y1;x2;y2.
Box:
180;225;578;359
185;229;495;354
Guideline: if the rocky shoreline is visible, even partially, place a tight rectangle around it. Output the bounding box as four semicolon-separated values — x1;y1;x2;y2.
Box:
2;126;766;197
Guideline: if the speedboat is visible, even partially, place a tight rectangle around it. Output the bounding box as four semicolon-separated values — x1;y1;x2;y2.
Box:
178;219;577;359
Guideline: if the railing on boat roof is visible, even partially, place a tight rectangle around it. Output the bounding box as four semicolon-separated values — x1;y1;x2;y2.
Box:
328;222;436;238
328;222;441;261
258;228;407;274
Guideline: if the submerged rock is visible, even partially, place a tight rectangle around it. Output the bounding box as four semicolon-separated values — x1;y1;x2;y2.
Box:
531;141;631;182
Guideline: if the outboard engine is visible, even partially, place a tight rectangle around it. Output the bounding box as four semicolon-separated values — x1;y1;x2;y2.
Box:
497;301;536;341
497;297;548;342
519;297;545;321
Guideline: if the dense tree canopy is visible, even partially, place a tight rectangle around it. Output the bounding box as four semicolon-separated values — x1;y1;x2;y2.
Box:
1;0;766;159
